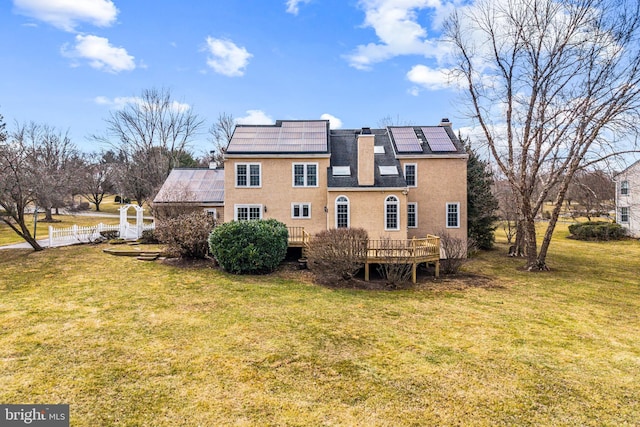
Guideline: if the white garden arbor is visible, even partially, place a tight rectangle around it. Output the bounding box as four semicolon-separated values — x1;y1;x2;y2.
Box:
119;204;146;239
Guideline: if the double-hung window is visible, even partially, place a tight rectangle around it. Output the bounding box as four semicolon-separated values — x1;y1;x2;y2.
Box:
407;202;418;228
446;203;460;228
621;180;629;195
404;164;417;187
293;163;318;187
292;203;311;219
620;207;630;223
235;205;262;221
385;195;400;231
236;163;261;187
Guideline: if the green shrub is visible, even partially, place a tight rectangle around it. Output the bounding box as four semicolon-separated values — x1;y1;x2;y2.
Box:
208;219;288;274
568;221;627;241
155;211;217;259
306;228;368;283
138;229;159;244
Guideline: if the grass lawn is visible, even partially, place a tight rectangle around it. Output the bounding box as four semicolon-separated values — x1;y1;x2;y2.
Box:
0;225;638;425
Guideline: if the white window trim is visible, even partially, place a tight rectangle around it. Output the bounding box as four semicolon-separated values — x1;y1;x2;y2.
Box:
335;195;350;229
292;162;319;187
234;204;263;221
235;163;262;188
446;202;460;228
404;163;417;187
407;202;418;228
291;202;312;219
385;195;400;231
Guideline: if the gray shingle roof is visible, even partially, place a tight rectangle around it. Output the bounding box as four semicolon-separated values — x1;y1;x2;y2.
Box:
328;129;407;188
153;168;224;204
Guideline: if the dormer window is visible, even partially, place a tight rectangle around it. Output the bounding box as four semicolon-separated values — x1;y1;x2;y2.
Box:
333;166;351;176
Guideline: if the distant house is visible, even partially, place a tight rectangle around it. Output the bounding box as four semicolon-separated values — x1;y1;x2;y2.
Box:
615;160;640;237
222;119;468;242
153;168;224;221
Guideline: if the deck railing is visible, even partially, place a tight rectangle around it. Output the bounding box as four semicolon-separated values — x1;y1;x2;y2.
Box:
365;235;440;260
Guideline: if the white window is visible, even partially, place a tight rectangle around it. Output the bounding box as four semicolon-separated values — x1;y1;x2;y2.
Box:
234;205;262;221
335;196;350;228
292;203;311;219
446;202;460;228
621;180;629;195
407;202;417;228
404;164;417;187
204;208;218;220
293;163;318;187
236;163;261;187
620;207;630;223
385;195;400;231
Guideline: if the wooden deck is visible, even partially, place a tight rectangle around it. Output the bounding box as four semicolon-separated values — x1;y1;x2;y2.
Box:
287;227;440;283
364;236;440;282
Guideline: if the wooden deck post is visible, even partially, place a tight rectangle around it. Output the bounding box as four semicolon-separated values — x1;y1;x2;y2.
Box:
411;237;417;283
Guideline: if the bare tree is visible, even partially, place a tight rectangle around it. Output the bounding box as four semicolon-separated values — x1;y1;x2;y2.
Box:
21;123;79;221
377;114;413;128
445;0;640;270
0;120;42;250
93;88;204;205
207;112;235;168
79;151;117;212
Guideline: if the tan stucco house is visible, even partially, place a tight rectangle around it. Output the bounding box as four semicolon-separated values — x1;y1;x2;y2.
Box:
222;119;468;242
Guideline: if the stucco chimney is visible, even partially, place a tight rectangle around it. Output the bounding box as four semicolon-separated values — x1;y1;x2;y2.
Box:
357;128;375;186
439;118;452;127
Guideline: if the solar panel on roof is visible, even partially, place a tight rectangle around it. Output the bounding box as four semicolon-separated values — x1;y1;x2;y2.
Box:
227;121;328;153
390;127;423;152
422;127;457;152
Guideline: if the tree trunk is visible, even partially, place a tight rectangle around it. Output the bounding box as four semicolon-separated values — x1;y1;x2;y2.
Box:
44;207;53;221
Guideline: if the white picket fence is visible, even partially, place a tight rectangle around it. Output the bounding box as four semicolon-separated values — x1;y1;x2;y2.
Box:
48;222;155;247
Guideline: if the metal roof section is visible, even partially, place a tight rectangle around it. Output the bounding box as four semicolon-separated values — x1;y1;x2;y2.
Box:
226;120;329;154
153;168;224;204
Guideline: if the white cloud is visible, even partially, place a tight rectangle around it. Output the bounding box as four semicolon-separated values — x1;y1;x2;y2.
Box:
13;0;118;32
320;113;343;129
63;35;135;73
204;37;252;77
406;64;452;90
94;96;191;112
236;110;274;125
344;0;452;70
286;0;311;15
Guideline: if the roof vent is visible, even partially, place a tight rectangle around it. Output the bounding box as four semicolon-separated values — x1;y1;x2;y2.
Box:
361;127;372;134
439;118;452;127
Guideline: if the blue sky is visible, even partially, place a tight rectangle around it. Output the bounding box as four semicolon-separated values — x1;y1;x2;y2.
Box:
1;0;466;153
